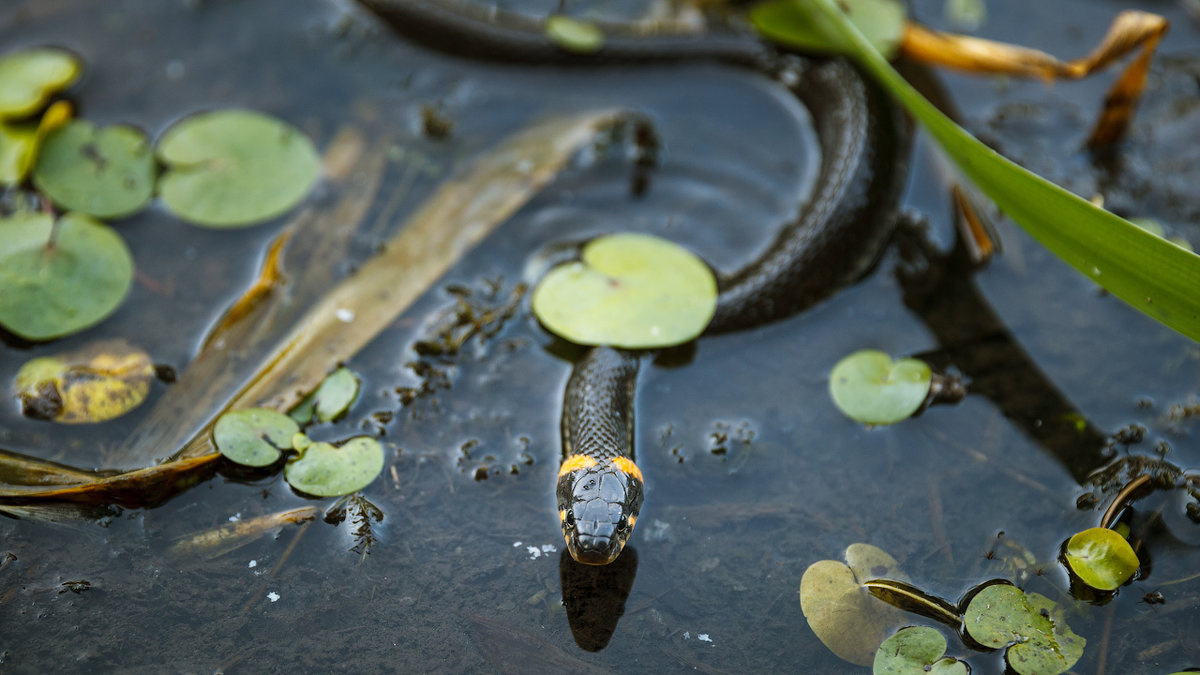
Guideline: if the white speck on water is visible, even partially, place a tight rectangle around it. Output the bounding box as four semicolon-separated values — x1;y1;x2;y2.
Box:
698;634;712;643
228;513;241;522
248;560;257;569
683;632;690;640
541;544;557;554
513;541;522;547
526;546;542;560
336;308;355;323
267;592;280;603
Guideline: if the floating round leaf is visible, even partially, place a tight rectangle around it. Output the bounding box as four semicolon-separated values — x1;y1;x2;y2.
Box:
544;15;605;54
829;350;932;425
213;408;299;467
1064;527;1139;591
0;47;81;119
0;211;134;340
313;367;359;423
531;233;717;349
2;101;74;185
13;340;154;423
32;120;155;218
157;109;320;227
963;584;1084;675
284;436;384;497
873;626;968;675
800;543;909;666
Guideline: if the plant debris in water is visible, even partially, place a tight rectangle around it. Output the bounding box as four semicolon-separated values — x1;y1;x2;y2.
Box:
325;494;384;557
13;339;154;423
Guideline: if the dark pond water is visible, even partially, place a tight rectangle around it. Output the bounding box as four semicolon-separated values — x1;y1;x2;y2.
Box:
1;0;1198;672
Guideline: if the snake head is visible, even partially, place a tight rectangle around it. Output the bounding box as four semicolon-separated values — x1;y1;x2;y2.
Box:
556;455;644;565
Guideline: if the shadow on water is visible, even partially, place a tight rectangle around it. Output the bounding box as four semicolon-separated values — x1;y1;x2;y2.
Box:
1;0;1200;673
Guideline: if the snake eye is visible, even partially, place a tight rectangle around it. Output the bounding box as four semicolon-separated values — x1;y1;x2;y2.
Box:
617;514;628;531
564;511;576;528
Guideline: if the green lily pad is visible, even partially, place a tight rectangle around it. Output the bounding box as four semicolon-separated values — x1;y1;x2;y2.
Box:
544;15;605;54
800;543;909;666
157;109;320;228
873;626;968;675
315;367;360;423
0;47;81;120
32;120;155;219
1064;527;1140;591
284;436;384;497
0;211;134;340
963;584;1085;675
213;408;299;467
13;339;154;424
750;0;906;59
829;350;932;425
531;233;717;349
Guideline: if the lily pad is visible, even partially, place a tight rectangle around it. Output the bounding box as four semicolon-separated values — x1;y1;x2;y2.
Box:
0;47;81;120
0;211;134;340
1064;527;1139;591
315;367;362;424
213;408;299;467
829;350;932;425
12;339;153;423
544;15;605;54
157;109;320;227
284;436;384;497
873;626;969;675
531;233;717;349
32;119;155;218
963;584;1085;675
800;543;909;666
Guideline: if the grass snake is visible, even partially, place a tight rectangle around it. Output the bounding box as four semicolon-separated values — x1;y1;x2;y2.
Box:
357;0;912;564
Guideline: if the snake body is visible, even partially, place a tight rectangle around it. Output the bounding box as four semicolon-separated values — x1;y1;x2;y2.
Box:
358;0;911;565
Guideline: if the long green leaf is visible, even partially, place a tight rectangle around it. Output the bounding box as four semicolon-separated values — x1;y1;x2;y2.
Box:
755;0;1200;342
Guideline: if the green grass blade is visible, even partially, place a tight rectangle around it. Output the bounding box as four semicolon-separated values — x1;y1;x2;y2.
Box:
762;0;1200;341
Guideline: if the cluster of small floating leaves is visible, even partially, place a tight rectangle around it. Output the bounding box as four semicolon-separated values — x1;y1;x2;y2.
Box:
0;46;320;341
1063;527;1140;591
962;583;1085;675
12;340;153;423
531;233;717;349
214;408;383;497
873;626;967;675
214;368;378;496
829;350;932;425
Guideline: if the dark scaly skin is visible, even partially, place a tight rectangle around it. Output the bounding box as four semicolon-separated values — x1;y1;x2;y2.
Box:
357;0;911;565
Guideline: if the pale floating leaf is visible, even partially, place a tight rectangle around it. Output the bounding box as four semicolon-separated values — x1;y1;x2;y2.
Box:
32;120;155;218
157;109;320;228
0;47;81;119
0;211;133;340
829;350;932;425
284;436;384;497
532;232;717;349
13;340;153;423
213;408;299;467
1064;527;1139;591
